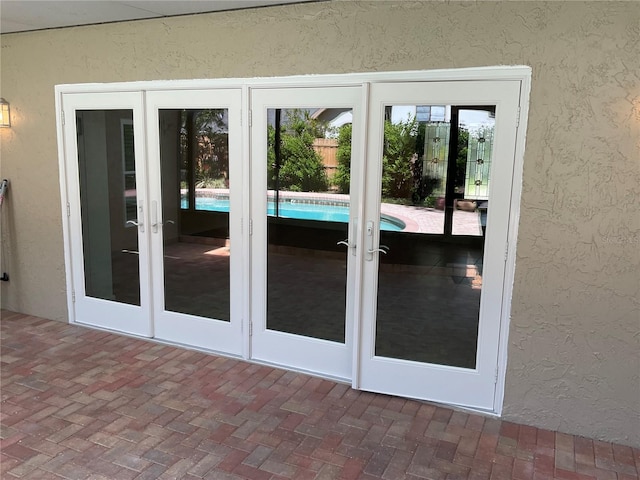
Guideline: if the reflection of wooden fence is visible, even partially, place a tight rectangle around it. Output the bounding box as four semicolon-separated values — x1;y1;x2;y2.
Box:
313;138;339;177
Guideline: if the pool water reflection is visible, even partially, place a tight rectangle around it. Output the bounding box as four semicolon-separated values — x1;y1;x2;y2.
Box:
182;197;405;231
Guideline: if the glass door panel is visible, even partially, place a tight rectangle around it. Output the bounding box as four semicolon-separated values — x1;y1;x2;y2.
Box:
359;81;520;410
374;105;495;369
159;108;231;321
146;90;243;355
62;92;151;336
266;108;351;343
77;110;141;306
250;88;363;380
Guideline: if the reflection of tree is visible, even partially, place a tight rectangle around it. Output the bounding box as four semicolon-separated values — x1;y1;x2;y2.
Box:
336;118;440;203
382;118;416;198
455;127;469;195
181;110;229;189
334;124;352;194
268;109;329;192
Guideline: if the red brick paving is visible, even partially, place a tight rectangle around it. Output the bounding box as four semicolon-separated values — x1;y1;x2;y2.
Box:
1;310;638;480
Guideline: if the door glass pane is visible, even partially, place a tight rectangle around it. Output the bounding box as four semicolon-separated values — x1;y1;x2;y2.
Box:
374;104;495;369
159;109;231;321
77;110;140;306
266;108;352;343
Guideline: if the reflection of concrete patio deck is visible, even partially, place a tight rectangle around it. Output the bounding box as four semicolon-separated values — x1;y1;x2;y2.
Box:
380;203;482;236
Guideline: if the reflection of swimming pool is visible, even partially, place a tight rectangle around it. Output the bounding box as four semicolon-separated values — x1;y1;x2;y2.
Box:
183;197;405;232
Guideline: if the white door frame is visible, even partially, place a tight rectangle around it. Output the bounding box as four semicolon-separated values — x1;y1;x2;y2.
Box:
248;86;365;381
59;91;152;337
145;89;245;356
56;66;531;415
357;80;522;411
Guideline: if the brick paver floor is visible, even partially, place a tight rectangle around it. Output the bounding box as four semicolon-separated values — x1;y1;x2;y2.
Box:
1;311;638;479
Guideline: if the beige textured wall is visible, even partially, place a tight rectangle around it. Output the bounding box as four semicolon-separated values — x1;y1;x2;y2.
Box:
1;1;638;445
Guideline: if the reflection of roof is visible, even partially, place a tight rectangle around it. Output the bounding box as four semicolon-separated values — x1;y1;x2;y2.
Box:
310;108;351;122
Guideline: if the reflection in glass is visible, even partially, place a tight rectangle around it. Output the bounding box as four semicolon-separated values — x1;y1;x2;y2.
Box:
266;108;352;343
374;105;495;369
159;109;231;321
453;109;495;236
77;110;140;305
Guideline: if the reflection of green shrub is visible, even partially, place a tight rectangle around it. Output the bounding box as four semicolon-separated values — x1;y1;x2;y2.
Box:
195;175;226;189
334;124;352;194
268;110;328;192
382;119;417;199
424;195;436;208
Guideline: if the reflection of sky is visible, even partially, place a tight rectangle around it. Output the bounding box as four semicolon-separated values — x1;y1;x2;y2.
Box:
459;109;494;133
262;106;494;136
390;105;494;131
267;108;316;127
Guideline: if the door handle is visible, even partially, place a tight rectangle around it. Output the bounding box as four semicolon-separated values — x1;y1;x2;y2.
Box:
337;239;355;249
152;200;175;233
126;206;144;232
152;219;175;230
365;220;388;260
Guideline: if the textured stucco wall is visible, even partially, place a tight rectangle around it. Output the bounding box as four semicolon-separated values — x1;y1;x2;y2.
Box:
1;1;638;445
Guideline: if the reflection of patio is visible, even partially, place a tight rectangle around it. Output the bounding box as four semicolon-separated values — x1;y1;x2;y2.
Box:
156;236;483;369
380;203;483;235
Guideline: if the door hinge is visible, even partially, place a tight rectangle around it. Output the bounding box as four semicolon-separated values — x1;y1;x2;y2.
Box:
495;366;499;384
248;110;252;127
66;202;71;217
249;219;253;236
504;241;509;262
516;106;521;128
61;111;65;125
71;291;76;303
249;322;253;336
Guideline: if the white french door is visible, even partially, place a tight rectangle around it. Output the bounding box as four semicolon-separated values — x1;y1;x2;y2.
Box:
60;71;526;412
145;89;244;355
249;86;364;380
357;81;521;410
62;92;152;336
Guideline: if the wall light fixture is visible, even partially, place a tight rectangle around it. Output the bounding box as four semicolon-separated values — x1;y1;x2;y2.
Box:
0;98;11;128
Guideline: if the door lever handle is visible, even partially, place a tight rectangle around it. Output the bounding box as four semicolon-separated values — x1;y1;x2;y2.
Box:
151;201;175;232
367;247;387;255
126;219;144;232
127;206;144;232
337;239;355;249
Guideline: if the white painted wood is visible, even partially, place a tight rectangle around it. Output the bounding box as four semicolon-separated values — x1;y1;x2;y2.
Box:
358;81;522;411
55;90;76;325
249;86;364;381
145;89;244;355
60;91;152;337
55;66;533;95
493;72;532;415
